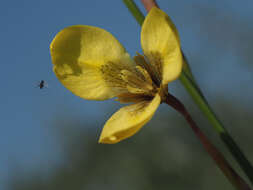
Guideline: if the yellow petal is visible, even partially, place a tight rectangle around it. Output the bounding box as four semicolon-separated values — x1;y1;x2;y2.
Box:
141;7;183;84
50;25;132;100
99;93;161;144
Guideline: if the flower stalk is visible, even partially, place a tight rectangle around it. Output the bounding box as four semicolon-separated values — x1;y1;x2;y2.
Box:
122;0;253;185
180;59;253;184
164;93;251;190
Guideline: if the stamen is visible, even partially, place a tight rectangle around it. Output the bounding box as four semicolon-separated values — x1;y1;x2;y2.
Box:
100;54;162;103
126;85;148;94
135;66;153;86
100;61;132;91
146;52;163;80
120;70;153;91
134;53;162;87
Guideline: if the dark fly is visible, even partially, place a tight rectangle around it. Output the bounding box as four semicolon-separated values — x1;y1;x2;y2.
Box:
37;80;47;89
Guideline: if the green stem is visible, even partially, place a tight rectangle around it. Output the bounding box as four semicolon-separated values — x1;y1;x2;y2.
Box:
221;133;253;184
165;93;251;190
122;0;144;25
122;0;253;185
179;72;224;133
180;71;253;184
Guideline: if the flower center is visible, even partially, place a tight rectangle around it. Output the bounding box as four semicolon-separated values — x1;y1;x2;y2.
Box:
101;53;164;103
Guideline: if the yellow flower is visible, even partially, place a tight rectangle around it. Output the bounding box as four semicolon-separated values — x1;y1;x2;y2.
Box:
50;7;183;144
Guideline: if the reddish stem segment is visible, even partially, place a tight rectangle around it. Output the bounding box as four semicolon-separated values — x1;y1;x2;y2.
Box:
164;93;251;190
141;0;159;12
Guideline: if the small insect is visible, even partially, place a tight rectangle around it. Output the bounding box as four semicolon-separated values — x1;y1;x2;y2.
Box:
37;80;48;89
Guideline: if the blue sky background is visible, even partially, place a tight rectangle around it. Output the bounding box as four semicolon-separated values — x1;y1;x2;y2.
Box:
1;0;253;189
